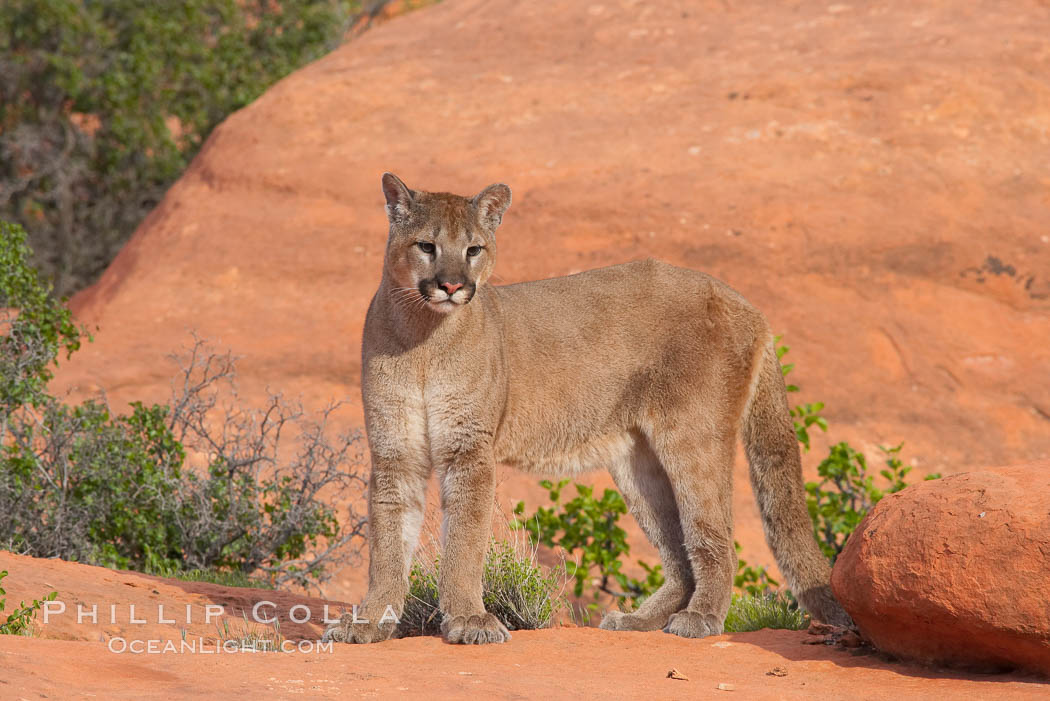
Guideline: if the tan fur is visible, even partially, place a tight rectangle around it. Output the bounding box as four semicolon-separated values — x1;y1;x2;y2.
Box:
323;173;851;645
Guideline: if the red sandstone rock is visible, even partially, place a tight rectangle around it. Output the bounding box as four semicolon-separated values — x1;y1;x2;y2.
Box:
831;461;1050;676
52;0;1050;599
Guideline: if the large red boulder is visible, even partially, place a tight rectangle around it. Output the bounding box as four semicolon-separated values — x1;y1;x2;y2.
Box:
832;461;1050;676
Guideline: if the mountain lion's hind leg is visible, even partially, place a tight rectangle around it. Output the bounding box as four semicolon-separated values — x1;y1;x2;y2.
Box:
652;431;737;639
600;435;694;632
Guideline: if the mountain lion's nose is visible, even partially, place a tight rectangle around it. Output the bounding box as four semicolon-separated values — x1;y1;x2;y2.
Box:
440;282;463;295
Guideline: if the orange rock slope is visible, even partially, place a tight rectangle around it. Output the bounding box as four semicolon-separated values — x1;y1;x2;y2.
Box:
52;0;1050;601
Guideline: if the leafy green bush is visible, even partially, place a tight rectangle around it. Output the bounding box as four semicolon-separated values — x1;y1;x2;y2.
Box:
724;593;808;633
0;0;361;296
807;442;940;562
511;480;663;610
0;220;82;413
0;339;368;588
4;397;185;572
1;221;367;589
0;570;57;636
776;338;827;451
402;560;441;635
401;539;564;637
511;479;779;612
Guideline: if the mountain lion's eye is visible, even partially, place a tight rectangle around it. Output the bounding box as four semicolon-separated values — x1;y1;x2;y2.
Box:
417;242;436;255
466;245;482;257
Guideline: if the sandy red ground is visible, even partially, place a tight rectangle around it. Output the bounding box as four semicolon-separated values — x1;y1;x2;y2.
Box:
1;552;1046;699
6;0;1048;696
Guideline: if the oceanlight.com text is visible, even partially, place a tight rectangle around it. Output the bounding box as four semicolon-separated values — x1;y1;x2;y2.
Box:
107;637;333;655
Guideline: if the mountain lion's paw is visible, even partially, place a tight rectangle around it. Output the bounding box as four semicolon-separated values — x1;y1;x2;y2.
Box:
663;611;723;639
441;612;511;644
599;610;668;632
321;613;395;644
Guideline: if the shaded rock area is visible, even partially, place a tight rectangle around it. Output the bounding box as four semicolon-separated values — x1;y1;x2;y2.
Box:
832;461;1050;677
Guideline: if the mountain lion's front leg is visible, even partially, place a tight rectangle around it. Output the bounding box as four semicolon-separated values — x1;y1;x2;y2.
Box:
323;390;430;644
437;443;510;644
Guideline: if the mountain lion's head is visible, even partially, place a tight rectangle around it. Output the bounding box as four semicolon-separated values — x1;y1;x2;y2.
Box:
380;172;511;314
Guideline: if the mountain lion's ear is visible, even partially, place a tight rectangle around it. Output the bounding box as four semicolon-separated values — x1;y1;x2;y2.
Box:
472;183;512;230
381;172;415;224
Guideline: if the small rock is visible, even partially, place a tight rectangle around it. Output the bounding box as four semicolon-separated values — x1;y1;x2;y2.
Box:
716;683;735;691
766;666;788;677
807;621;838;636
666;668;688;681
838;631;864;649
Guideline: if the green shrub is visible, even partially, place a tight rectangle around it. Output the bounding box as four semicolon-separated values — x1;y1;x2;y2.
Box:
480;540;564;632
511;479;779;612
3;397;186;572
0;570;57;636
0;338;368;588
511;480;663;610
776;338;827;451
0;0;361;296
402;560;441;635
807;442;940;562
0;220;82;413
1;221;367;589
724;593;808;633
401;539;564;637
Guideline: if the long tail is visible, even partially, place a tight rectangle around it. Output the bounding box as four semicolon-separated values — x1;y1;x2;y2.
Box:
740;337;851;626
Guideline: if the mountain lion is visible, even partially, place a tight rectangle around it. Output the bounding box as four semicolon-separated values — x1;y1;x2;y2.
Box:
323;173;850;645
